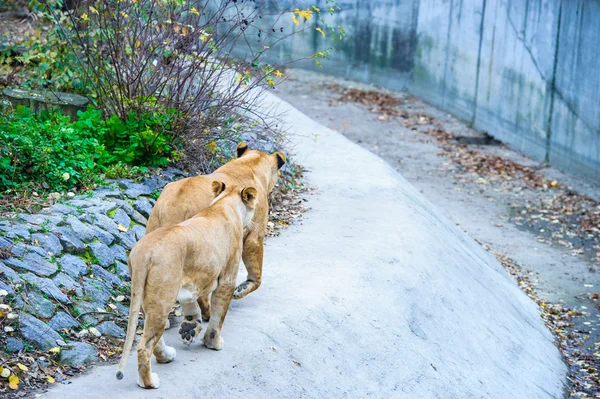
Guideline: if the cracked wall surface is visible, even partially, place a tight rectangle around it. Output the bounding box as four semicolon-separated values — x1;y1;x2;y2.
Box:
265;0;600;181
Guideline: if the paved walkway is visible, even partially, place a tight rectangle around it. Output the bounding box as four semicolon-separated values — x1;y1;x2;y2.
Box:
43;92;566;398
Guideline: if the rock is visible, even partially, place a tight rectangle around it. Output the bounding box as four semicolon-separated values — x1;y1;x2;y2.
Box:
96;321;125;338
21;273;70;304
40;203;76;215
133;198;153;218
5;253;57;277
115;302;129;317
131;225;146;241
114;199;134;216
0;261;22;282
87;214;120;237
18;214;62;229
53;227;86;254
53;272;83;296
93;187;123;200
89;241;115;268
11;242;49;258
65;216;96;242
73;301;105;326
117;231;136;250
0;224;31;240
161;167;186;181
59;342;97;366
49;311;80;331
111;245;128;263
20;313;65;350
6;337;24;353
23;291;56;318
30;233;63;255
83;280;111;304
58;254;88;278
88;225;115;246
90;265;121;286
112;208;131;230
114;261;130;281
0;237;12;247
131;210;148;225
0;280;14;295
125;188;152;199
2;88;89;121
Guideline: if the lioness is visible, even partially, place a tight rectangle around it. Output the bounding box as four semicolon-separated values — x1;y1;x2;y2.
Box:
146;142;286;320
116;182;257;388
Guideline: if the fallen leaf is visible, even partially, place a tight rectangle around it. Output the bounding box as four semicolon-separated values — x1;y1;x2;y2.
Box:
115;295;125;302
46;375;55;383
0;367;9;378
48;347;61;354
117;224;128;232
16;363;28;372
8;374;19;389
292;359;301;367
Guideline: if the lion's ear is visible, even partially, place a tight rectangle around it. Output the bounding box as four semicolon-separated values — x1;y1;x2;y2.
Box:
241;187;258;207
272;151;286;169
236;142;249;158
211;181;226;197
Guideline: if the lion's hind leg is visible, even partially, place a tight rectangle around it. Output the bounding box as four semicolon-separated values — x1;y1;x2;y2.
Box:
203;282;235;351
178;287;203;345
137;311;170;389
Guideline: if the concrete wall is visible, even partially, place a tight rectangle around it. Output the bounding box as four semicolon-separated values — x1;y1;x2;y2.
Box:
260;0;600;182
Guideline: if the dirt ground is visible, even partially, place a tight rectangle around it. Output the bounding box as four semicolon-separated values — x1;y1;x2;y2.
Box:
276;68;600;395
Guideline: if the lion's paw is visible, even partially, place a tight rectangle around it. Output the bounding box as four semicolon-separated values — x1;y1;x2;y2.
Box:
137;372;160;389
233;282;251;299
179;318;202;345
203;330;224;351
155;345;176;364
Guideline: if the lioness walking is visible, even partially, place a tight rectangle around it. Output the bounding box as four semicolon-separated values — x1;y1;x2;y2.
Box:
146;142;286;320
117;182;258;389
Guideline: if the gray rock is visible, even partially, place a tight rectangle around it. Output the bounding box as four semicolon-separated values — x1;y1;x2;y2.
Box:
115;261;130;281
65;216;96;242
117;231;136;250
41;203;76;215
88;225;115;246
20;273;70;304
31;233;63;255
54;227;86;254
6;337;24;353
3;231;16;239
112;208;131;230
88;214;120;237
96;321;125;338
0;280;14;295
161;167;186;181
0;237;12;247
131;210;148;225
83;280;110;304
73;301;105;326
49;311;80;331
89;241;115;268
115;302;129;317
111;245;128;263
6;253;57;277
18;214;62;229
0;224;31;240
114;199;134;216
53;272;83;296
133;198;153;218
0;261;22;282
131;225;146;241
124;183;153;199
85;202;118;215
94;187;123;200
11;242;49;258
20;313;65;350
59;342;97;366
67;198;105;208
58;254;88;278
23;291;56;318
90;265;121;286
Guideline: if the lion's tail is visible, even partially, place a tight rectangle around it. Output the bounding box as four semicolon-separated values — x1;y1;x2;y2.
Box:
116;253;148;380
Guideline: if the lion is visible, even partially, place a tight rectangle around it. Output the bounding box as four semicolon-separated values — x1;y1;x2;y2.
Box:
145;142;286;321
116;182;258;389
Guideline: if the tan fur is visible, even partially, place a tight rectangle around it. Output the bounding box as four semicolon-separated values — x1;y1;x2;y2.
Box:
145;143;286;319
116;184;258;389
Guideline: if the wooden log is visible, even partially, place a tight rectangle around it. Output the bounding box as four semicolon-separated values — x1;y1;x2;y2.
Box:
1;88;89;120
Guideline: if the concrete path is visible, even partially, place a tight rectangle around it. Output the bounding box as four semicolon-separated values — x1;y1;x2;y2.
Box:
43;92;566;398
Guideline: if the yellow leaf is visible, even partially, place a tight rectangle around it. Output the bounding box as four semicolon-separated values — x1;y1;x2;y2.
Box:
316;27;325;37
550;180;558;187
46;375;55;384
135;39;141;49
89;5;98;14
81;13;89;22
48;347;61;354
273;70;284;77
16;363;28;372
190;7;199;16
292;14;299;25
8;374;19;390
117;224;128;232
